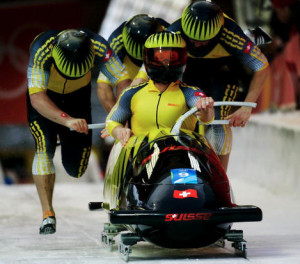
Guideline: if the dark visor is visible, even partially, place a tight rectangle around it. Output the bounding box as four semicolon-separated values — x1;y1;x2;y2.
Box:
144;47;187;69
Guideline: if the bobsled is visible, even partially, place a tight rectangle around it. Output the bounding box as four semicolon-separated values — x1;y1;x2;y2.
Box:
89;102;262;261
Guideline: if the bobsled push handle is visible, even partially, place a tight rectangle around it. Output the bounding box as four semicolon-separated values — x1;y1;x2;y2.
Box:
171;101;257;135
70;123;105;131
86;123;105;130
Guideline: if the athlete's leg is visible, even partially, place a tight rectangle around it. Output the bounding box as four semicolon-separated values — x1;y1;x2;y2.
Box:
32;172;57;234
28;113;57;234
33;173;55;214
218;153;230;172
59;128;92;178
208;81;238;172
205;124;232;172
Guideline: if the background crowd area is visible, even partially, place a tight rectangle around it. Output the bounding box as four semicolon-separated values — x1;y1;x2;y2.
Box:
0;0;299;184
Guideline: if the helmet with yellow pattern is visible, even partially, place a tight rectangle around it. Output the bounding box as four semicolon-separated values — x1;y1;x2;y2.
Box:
122;14;165;61
180;1;224;57
181;0;224;41
144;31;187;83
52;29;95;78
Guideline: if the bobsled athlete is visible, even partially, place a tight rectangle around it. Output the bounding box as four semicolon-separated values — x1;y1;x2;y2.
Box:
104;31;215;146
97;14;169;112
132;1;270;172
165;0;270;172
103;31;237;208
27;29;131;235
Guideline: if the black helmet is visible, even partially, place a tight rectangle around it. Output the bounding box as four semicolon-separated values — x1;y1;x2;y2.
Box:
181;1;224;41
144;31;187;84
52;29;95;78
122;14;165;61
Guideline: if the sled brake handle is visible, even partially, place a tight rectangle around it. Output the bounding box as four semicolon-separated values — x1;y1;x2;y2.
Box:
171;101;257;135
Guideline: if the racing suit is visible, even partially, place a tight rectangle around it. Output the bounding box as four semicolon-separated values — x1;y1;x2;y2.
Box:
106;79;203;140
27;28;130;177
168;15;269;155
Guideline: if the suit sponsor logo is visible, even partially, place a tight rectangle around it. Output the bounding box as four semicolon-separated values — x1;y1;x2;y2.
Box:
168;103;180;107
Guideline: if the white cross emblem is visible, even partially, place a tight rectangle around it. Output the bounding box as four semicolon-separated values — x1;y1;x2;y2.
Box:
179;191;191;198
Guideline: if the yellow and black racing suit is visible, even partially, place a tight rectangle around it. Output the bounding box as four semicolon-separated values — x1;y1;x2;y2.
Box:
27;28;129;177
168;14;269;155
106;80;204;140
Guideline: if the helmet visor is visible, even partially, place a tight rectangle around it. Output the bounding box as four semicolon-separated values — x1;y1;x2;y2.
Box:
145;47;187;69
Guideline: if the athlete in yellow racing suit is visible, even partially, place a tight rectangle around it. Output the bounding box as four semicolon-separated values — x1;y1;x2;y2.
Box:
105;31;214;146
166;1;270;171
97;14;169;112
27;28;131;234
105;31;234;207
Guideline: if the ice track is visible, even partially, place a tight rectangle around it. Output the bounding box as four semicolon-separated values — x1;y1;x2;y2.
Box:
0;177;299;264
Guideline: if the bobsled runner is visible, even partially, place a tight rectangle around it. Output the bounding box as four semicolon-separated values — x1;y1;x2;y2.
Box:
89;102;262;261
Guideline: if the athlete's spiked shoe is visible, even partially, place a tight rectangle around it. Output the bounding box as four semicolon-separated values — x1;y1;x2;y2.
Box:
39;211;56;235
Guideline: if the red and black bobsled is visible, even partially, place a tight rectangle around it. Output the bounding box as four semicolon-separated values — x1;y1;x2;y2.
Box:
89;102;262;261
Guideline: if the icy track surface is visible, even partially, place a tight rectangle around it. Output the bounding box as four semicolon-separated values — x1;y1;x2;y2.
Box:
0;179;299;264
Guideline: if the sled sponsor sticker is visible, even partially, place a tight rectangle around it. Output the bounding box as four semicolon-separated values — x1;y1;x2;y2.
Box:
171;169;197;184
173;189;198;199
164;213;212;221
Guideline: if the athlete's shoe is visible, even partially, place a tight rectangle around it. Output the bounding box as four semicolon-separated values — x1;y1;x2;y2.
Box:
39;211;56;235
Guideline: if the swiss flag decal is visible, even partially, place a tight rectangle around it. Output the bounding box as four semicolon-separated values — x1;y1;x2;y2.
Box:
243;41;252;54
103;49;113;62
173;189;198;199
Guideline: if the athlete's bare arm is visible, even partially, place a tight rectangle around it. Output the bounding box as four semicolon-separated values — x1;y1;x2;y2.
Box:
30;91;88;134
225;65;270;127
97;82;116;113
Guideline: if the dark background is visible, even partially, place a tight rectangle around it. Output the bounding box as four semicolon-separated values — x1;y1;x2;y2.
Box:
0;0;110;183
